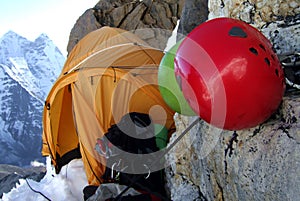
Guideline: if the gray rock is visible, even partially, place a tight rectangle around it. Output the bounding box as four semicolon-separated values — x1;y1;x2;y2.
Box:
165;1;300;200
177;0;209;40
166;95;300;201
0;164;46;198
67;9;101;54
67;0;185;54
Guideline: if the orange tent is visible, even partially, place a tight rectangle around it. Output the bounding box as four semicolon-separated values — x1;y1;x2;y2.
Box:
42;26;175;185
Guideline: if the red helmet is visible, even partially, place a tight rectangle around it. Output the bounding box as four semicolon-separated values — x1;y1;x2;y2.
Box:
175;17;285;130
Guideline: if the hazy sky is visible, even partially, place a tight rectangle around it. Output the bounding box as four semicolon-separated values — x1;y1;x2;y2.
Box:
0;0;98;56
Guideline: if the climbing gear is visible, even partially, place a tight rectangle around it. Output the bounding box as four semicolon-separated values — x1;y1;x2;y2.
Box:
113;116;201;201
96;112;169;201
279;51;300;90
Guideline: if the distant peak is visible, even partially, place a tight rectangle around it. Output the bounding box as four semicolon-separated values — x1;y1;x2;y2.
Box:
35;33;51;42
34;33;53;45
3;30;22;38
37;33;50;39
6;30;16;35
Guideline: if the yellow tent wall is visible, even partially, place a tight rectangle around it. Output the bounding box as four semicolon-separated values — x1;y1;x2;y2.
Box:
42;27;175;185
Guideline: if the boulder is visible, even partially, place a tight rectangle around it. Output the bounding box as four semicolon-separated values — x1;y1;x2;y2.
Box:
166;95;300;200
67;9;101;54
67;0;185;54
177;0;209;40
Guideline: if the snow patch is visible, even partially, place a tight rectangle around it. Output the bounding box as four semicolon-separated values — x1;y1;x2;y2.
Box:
2;158;88;201
1;58;44;102
165;20;180;52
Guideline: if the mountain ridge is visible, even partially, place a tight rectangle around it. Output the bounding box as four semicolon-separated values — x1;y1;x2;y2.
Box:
0;30;65;166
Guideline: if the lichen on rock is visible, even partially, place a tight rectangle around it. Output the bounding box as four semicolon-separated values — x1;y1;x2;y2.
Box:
166;95;300;200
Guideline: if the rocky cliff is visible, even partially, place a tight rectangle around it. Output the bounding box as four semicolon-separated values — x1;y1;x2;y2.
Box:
166;0;300;201
67;0;185;54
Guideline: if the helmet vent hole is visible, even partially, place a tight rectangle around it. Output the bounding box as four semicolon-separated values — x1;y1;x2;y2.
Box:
249;47;258;55
259;44;266;51
229;27;247;38
264;58;270;66
275;69;279;77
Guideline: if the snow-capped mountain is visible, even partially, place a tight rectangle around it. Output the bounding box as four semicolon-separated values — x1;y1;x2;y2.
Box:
0;31;65;166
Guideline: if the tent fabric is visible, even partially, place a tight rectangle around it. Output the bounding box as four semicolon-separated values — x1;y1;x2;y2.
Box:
42;26;175;185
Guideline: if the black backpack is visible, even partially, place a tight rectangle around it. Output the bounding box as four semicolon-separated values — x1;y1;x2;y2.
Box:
95;112;168;201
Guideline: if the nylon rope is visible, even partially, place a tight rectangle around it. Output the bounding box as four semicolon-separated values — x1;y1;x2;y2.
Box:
25;178;51;201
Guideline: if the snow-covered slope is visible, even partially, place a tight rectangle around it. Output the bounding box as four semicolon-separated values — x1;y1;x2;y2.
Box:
0;31;65;166
1;158;88;201
0;31;64;101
